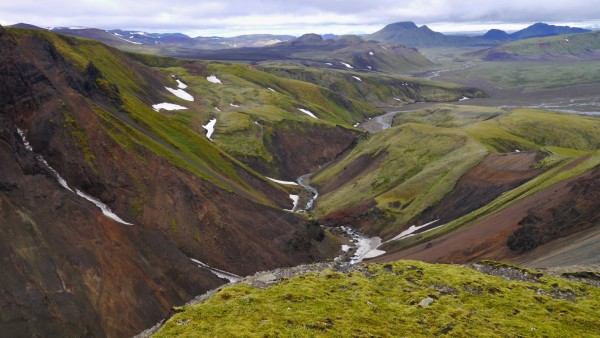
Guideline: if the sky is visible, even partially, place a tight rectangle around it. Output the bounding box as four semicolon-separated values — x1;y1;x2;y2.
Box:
1;0;599;37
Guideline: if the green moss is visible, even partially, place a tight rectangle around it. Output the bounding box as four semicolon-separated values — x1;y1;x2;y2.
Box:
154;260;600;337
62;111;96;168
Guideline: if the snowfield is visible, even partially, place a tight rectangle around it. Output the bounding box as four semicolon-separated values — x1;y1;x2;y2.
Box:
207;75;222;84
152;103;187;111
297;108;318;119
176;79;188;89
267;177;299;185
165;87;194;101
203;118;217;140
352;76;362;82
340;62;354;69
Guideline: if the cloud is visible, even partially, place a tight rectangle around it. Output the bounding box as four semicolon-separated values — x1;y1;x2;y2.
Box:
1;0;599;36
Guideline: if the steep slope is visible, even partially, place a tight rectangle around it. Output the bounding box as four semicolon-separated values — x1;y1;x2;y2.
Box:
153;260;600;337
311;105;600;263
471;31;600;61
366;21;492;47
0;26;340;336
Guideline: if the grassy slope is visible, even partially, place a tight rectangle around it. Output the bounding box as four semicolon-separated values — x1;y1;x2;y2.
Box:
155;260;600;337
473;31;600;59
312;105;600;236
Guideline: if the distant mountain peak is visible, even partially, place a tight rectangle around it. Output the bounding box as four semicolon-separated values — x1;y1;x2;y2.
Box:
387;21;419;30
293;33;323;43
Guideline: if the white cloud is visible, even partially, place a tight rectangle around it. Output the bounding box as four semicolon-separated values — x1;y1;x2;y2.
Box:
1;0;599;36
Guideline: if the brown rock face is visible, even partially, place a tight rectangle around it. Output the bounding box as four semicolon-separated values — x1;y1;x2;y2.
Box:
0;28;338;336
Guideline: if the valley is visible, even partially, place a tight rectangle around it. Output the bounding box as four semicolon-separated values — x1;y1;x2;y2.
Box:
1;17;599;337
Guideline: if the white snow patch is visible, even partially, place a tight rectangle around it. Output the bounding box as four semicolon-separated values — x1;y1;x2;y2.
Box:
113;32;122;37
202;118;217;140
380;45;388;50
515;149;521;153
206;75;222;84
387;220;440;242
367;65;372;70
152;103;187;111
565;38;570;42
393;97;402;101
190;258;240;283
341;245;351;252
175;79;188;89
229;103;240;108
297;108;318;119
459;96;469;101
353;123;359;127
114;35;142;45
165;87;194;101
214;107;221;112
266;177;299;185
17;128;132;225
340;62;354;69
267;87;276;92
325;62;333;66
289;194;299;211
16;128;33;151
352;76;362;82
369;51;374;56
76;190;133;225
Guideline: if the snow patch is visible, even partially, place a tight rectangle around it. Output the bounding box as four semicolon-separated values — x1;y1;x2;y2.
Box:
341;245;351;252
459;96;469;101
17;128;132;225
288;194;299;211
165;87;194;101
207;75;222;84
565;38;570;42
387;220;440;242
267;87;276;92
369;51;374;56
267;177;299;185
352;76;362;82
325;62;333;66
202;118;217;140
229;103;240;108
514;149;521;153
113;35;142;45
297;108;318;119
214;107;221;112
393;97;402;101
76;190;133;225
367;65;372;70
340;62;353;69
190;258;240;283
175;79;188;89
152;103;187;111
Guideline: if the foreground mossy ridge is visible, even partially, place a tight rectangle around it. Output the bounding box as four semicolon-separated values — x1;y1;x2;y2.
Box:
154;260;599;337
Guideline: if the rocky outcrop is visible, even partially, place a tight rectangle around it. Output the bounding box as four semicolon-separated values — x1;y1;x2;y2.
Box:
265;123;359;179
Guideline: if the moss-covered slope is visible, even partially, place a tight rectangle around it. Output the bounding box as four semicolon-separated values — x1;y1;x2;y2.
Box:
154;260;600;337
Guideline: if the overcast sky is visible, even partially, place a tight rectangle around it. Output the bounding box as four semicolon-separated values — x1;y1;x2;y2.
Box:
1;0;599;36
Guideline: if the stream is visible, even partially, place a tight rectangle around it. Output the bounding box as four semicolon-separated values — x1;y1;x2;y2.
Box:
294;174;386;264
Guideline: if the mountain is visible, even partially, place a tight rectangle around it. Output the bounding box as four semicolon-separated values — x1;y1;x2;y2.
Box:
0;25;345;336
480;28;512;41
510;22;590;39
151;260;600;336
8;22;45;30
311;104;600;265
166;33;435;73
0;25;483;336
471;30;600;61
366;21;493;47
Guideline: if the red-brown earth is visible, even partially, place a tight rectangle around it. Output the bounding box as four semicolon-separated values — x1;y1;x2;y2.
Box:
0;26;339;337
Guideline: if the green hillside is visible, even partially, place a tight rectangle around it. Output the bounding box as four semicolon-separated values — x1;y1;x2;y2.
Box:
154;260;600;337
311;105;600;237
472;31;600;61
